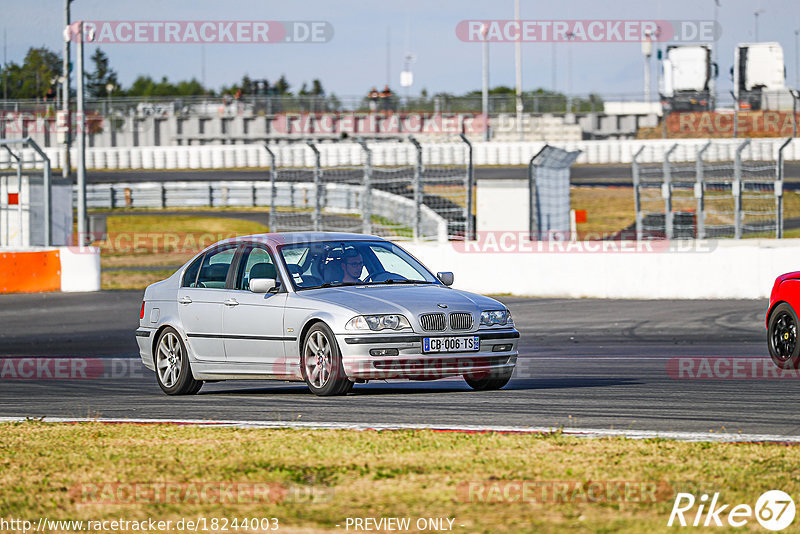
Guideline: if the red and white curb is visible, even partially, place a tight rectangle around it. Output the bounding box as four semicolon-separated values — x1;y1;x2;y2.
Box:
0;416;798;443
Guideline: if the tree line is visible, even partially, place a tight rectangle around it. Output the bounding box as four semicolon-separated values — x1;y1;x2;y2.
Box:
1;45;602;114
0;46;322;100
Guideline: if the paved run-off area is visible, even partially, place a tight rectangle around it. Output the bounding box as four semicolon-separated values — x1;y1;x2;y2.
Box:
0;291;794;438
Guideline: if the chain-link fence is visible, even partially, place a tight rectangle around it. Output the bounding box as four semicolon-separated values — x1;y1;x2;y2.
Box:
263;138;472;241
633;139;791;239
81;138;474;242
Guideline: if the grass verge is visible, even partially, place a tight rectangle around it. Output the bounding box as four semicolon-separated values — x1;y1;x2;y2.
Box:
97;215;269;290
1;421;797;533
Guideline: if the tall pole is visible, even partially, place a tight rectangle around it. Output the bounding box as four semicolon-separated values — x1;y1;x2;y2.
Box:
76;21;87;244
386;26;391;88
712;0;719;108
754;10;764;41
642;30;653;103
481;24;489;142
514;0;523;141
3;28;7;101
566;32;574;111
795;29;799;89
62;0;71;179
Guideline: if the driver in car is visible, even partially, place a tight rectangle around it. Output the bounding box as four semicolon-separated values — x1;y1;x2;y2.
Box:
341;249;365;283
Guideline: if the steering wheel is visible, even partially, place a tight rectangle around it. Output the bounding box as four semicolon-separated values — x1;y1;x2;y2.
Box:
296;275;323;288
364;271;407;283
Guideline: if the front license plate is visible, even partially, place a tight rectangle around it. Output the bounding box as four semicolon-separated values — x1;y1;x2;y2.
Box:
422;336;480;353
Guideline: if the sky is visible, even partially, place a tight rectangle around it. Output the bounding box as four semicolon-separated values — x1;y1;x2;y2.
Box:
3;0;800;100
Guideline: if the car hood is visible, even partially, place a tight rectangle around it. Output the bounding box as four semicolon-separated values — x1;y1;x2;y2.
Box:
294;284;504;316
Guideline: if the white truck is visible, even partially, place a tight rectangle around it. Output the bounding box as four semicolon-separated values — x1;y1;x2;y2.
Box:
733;42;789;110
660;45;717;112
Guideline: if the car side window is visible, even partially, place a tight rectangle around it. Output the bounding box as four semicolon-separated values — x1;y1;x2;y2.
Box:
181;255;204;287
195;246;236;289
235;246;278;291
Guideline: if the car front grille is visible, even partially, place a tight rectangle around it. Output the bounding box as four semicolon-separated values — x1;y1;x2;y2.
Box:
449;312;473;330
420;313;446;331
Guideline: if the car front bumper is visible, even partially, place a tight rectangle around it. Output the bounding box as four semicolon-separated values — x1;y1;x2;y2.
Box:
336;329;519;380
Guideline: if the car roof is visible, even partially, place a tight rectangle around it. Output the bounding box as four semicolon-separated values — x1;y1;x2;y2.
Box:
215;231;387;248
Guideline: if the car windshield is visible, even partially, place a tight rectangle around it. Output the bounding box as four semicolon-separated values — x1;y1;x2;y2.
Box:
278;240;439;290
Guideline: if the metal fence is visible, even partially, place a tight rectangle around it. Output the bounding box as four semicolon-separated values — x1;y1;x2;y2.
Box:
0;137;54;246
528;146;582;239
80;137;475;242
0;93;618;117
633;139;792;240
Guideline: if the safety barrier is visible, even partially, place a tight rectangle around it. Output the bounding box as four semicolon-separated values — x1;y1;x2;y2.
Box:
79;181;449;242
2;139;799;171
0;246;100;293
402;238;800;300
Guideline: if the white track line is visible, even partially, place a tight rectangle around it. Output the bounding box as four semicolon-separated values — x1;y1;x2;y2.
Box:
1;416;798;443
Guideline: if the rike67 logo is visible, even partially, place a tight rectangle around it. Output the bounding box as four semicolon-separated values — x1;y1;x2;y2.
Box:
668;490;795;531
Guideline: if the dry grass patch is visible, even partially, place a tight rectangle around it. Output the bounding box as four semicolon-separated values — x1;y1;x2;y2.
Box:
1;422;798;533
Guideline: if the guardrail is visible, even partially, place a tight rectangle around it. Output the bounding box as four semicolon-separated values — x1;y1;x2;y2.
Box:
77;180;449;242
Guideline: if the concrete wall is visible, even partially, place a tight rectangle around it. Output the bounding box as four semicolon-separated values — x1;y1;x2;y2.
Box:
1;138;797;171
402;239;800;300
0;246;100;293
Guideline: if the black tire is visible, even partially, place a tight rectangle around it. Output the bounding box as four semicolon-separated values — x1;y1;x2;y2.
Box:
768;303;800;369
301;323;352;396
464;367;513;391
154;327;203;395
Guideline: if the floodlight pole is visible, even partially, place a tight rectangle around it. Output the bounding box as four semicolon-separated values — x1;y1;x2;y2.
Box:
62;0;71;180
76;21;87;244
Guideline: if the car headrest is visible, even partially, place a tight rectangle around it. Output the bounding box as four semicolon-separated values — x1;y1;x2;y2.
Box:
250;262;277;280
200;263;229;282
322;258;342;282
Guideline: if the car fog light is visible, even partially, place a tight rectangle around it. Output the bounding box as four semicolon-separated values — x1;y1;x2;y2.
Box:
370;348;400;357
492;344;513;352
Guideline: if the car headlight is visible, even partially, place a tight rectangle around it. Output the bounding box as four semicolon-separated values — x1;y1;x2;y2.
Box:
480;310;514;326
346;314;411;331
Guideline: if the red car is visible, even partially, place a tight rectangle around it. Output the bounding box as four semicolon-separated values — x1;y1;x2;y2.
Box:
766;272;800;369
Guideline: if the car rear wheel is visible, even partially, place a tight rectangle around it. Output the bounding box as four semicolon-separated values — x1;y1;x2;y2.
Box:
155;327;203;395
301;323;352;396
464;367;513;391
768;303;800;369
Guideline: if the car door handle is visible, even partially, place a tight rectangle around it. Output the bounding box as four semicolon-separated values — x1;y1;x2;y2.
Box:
224;298;239;307
178;296;192;304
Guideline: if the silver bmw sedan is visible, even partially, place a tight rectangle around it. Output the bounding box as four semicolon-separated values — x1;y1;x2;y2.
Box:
135;232;519;396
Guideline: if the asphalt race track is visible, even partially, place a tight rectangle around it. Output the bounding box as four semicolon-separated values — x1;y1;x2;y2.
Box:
2;291;795;438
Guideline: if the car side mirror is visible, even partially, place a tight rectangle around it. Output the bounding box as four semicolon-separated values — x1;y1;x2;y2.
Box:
437;272;454;286
249;278;277;293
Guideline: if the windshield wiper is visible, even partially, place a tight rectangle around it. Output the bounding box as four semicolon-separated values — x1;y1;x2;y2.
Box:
373;279;434;285
318;282;362;288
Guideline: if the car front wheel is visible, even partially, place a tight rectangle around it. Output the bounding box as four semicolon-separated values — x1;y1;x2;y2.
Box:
301;323;352;396
155;327;203;395
768;303;800;369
